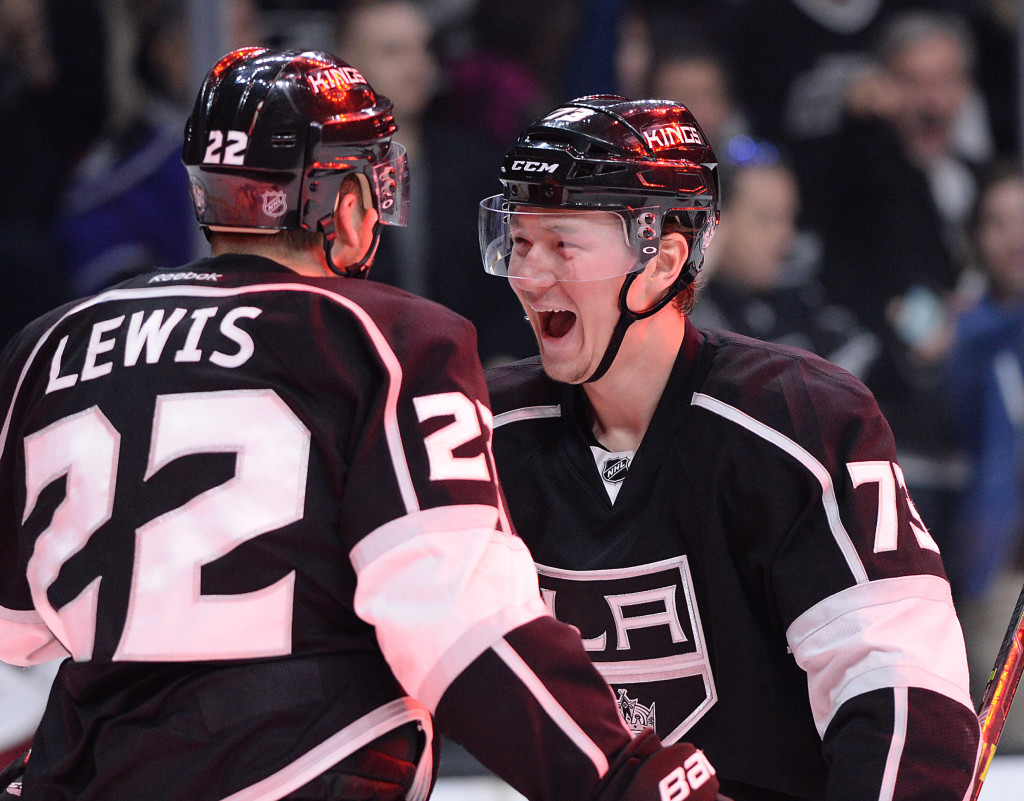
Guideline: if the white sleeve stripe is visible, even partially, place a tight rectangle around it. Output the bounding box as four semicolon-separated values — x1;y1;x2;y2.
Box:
691;392;869;583
220;697;434;801
493;405;561;429
2;282;422;516
350;504;500;571
788;574;954;641
830;665;972;721
416;598;550;710
492;638;611;779
878;687;908;801
787;574;974;736
351;505;552;710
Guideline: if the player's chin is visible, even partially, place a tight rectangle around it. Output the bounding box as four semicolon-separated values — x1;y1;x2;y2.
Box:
538;349;592;385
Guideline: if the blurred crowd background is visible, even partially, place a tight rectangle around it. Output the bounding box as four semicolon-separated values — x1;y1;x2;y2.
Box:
2;0;1024;781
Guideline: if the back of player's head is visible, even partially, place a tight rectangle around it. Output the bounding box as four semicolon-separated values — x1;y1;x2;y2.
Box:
182;47;409;274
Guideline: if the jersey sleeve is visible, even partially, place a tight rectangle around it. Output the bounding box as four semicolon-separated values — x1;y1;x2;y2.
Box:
0;332;70;666
767;371;980;799
339;303;661;799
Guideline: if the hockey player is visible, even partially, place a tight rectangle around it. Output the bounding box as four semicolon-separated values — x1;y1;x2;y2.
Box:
0;50;721;801
480;95;982;800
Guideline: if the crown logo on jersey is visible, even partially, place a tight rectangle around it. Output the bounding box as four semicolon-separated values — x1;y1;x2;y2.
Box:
617;689;656;735
603;456;630;483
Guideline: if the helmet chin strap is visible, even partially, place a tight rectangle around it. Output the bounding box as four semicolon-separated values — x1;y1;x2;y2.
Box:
321;216;383;278
583;267;684;384
322;174;382;278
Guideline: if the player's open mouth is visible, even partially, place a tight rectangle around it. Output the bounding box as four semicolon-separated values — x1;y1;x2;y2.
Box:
539;309;576;339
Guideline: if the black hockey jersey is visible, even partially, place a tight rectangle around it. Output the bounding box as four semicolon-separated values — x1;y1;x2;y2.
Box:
0;255;644;801
486;324;981;801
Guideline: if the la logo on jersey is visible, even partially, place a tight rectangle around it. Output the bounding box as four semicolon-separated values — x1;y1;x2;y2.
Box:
537;555;717;743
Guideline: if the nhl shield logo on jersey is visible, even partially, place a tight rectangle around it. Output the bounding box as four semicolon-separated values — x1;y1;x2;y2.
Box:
537;555;717;743
602;456;630;483
262;189;288;218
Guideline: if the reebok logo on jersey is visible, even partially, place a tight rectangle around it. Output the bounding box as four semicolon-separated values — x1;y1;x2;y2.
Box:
148;272;223;283
603;457;630;482
658;751;715;800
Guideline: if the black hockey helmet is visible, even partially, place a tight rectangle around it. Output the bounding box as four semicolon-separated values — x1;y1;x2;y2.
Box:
183;47;409;275
479;95;720;382
480;94;720;288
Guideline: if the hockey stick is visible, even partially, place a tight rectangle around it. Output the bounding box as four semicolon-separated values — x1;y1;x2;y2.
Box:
969;578;1024;801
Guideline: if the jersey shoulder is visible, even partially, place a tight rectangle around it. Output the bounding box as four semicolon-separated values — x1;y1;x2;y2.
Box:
485;357;559;416
696;327;880;421
335;277;481;354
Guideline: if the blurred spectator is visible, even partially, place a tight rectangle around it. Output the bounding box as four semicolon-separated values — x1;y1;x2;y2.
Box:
604;1;734;106
925;0;1021;161
436;0;581;151
337;0;537;367
719;0;1015;191
943;160;1024;751
51;0;261;298
558;0;623;98
802;9;987;551
691;148;879;381
815;8;981;341
613;1;652;99
336;0;440;298
719;0;908;150
944;161;1024;601
0;0;108;349
645;41;750;158
971;0;1022;159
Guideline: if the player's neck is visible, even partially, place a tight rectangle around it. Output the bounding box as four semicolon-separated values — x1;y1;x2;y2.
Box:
213;242;332;277
583;316;685;452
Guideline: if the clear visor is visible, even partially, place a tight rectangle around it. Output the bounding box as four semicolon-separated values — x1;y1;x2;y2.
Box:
478;194;662;282
372;142;410;226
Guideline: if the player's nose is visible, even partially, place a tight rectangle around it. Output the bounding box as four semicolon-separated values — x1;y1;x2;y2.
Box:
509;246;560;289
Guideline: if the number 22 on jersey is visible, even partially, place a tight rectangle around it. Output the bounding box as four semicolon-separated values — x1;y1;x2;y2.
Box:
22;390;309;662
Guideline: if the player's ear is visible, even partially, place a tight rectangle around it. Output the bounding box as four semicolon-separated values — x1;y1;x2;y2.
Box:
636;232;688;303
655;233;688;285
331;185;379;269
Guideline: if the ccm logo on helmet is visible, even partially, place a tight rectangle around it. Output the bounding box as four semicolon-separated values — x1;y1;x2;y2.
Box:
307;66;367;94
511;160;559;174
658;751;716;800
643;123;703;150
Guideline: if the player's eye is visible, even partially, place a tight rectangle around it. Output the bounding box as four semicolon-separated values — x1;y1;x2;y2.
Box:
511;235;531;252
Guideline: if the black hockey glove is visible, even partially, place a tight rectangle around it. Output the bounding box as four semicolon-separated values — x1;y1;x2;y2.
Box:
0;749;29;799
592;729;728;801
